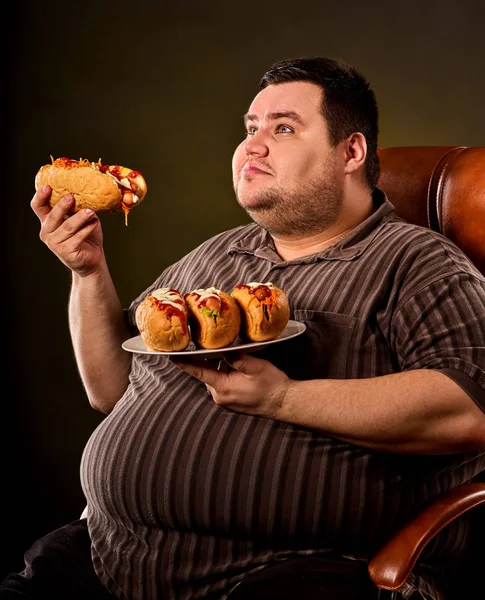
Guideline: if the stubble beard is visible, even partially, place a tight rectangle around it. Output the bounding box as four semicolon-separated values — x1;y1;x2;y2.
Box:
235;168;344;237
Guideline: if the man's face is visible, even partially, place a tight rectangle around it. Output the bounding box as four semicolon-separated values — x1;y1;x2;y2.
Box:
232;81;344;237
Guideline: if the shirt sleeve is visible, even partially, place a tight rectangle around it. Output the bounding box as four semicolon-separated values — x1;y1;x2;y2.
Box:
390;273;485;411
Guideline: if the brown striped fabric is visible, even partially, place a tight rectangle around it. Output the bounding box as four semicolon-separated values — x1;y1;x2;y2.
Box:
80;190;485;600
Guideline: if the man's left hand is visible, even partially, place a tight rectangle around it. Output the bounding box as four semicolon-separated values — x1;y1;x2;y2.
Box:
171;354;290;419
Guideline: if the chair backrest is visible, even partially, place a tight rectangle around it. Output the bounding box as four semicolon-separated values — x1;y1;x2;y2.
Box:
377;146;485;275
377;146;485;597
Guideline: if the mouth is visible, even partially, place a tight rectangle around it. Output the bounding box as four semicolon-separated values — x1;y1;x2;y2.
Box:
242;163;271;177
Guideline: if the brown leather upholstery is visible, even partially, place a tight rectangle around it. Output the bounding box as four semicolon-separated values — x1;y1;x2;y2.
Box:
368;146;485;596
377;146;485;275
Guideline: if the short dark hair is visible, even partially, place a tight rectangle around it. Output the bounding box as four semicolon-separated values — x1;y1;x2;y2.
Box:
259;57;380;189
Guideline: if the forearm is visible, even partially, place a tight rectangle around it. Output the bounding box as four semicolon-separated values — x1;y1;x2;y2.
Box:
280;370;485;454
69;263;133;414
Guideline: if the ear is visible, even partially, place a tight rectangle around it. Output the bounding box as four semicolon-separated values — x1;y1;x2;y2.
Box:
343;133;367;175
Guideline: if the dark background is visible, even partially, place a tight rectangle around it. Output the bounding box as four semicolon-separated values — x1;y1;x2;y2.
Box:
3;0;485;579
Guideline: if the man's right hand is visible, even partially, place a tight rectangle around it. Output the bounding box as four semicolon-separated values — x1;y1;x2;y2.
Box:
31;185;104;277
31;184;133;413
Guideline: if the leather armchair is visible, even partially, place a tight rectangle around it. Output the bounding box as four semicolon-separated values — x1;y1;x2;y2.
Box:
368;146;485;597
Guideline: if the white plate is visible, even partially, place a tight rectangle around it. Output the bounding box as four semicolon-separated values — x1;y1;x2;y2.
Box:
122;320;306;359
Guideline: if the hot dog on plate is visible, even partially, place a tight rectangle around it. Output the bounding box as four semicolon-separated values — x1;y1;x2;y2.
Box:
135;288;191;352
184;287;241;349
35;156;147;225
231;282;290;342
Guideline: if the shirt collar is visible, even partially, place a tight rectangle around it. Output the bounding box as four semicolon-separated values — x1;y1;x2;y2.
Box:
227;188;397;265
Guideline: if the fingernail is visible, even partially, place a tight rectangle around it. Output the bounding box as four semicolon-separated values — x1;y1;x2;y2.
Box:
63;195;72;203
85;209;94;215
42;185;49;192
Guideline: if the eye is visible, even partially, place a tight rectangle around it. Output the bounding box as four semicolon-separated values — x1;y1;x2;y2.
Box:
276;124;293;134
246;125;258;136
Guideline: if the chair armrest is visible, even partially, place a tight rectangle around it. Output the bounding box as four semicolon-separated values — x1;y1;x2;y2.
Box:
368;482;485;591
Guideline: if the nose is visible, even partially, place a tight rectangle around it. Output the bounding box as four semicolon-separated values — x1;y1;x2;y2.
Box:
244;130;269;158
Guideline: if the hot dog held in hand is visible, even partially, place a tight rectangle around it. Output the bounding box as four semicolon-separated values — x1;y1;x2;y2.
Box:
184;287;241;349
35;156;147;225
231;282;290;342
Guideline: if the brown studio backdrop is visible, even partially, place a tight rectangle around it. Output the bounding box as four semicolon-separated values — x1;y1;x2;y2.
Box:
3;0;485;579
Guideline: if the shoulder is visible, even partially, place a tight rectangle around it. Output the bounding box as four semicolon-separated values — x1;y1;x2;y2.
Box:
179;222;261;261
371;218;485;321
376;216;484;283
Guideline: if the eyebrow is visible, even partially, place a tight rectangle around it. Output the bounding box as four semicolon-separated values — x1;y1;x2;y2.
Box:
243;111;305;126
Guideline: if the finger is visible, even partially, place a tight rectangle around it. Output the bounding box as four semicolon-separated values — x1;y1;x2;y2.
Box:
224;353;261;373
41;194;77;235
44;199;98;242
216;359;231;373
172;356;221;370
171;358;226;387
30;185;54;223
49;213;100;251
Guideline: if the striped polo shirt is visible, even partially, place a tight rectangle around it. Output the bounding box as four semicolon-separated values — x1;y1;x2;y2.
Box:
80;190;485;600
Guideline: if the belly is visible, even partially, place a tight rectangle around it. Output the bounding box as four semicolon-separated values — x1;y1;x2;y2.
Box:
80;357;380;548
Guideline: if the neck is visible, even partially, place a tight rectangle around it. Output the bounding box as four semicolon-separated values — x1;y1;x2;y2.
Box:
273;189;374;261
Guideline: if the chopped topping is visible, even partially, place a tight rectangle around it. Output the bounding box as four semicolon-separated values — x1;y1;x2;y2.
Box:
201;306;219;319
245;282;280;312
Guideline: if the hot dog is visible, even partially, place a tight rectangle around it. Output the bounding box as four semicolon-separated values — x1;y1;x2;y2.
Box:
35;156;147;225
184;287;241;349
135;288;191;352
231;282;290;342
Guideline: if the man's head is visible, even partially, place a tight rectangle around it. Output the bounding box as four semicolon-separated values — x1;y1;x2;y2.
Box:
259;57;380;190
232;57;380;238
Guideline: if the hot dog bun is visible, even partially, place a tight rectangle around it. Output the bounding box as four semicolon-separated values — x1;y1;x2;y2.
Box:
185;287;241;349
135;288;191;352
35;156;147;225
231;282;290;342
